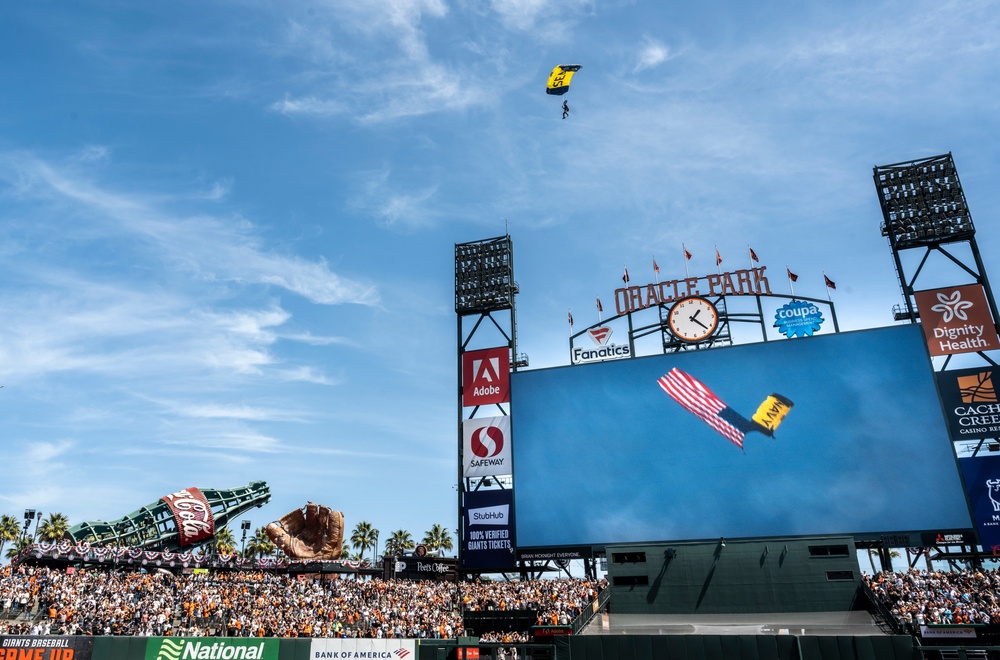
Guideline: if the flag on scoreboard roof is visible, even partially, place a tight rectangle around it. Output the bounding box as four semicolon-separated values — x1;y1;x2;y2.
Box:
824;273;837;290
748;246;760;263
622;265;630;284
596;296;603;313
715;246;722;266
568;310;573;327
683;244;692;260
653;257;660;274
786;267;799;282
657;368;754;449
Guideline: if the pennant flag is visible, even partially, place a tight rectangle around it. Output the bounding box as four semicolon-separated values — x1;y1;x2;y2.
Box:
596;296;603;313
622;265;630;284
715;247;722;266
683;244;692;260
653;257;660;274
657;368;754;449
749;246;760;263
824;274;837;290
568;310;574;326
786;268;798;282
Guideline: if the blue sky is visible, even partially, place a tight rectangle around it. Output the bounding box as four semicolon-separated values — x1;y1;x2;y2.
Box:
1;0;999;554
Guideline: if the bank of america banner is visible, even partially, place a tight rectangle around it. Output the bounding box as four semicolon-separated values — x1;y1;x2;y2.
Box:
310;639;416;658
463;488;516;570
0;637;93;660
463;416;512;477
938;366;1000;441
957;456;1000;552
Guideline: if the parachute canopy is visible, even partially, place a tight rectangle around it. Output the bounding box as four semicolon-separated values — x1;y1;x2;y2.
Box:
546;64;581;96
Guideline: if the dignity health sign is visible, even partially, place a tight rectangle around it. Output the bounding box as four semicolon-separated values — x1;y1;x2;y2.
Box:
914;284;1000;356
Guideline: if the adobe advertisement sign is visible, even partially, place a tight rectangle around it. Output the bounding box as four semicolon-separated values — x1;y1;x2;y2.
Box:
160;487;215;547
956;456;1000;552
463;488;516;570
914;284;1000;356
0;637;92;660
462;347;510;407
937;366;1000;441
511;325;972;547
463;416;512;477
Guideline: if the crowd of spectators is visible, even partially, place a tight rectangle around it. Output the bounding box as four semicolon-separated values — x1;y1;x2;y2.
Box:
0;564;605;639
864;568;1000;630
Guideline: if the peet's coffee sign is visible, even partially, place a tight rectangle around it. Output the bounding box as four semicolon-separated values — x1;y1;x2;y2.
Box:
914;285;1000;356
614;267;771;315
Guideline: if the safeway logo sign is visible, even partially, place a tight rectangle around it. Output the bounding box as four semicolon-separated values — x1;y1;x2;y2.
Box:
587;327;612;345
462;347;510;407
463;416;511;477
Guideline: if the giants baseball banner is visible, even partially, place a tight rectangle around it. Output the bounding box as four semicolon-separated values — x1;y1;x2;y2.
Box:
0;637;92;660
462;347;510;407
463;416;512;477
914;284;1000;356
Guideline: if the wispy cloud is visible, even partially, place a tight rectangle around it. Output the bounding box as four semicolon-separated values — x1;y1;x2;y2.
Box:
632;38;670;73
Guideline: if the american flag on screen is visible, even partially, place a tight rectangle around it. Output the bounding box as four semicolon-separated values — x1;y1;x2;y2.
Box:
657;368;755;449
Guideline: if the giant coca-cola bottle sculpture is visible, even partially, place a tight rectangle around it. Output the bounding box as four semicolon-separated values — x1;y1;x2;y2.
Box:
65;481;271;551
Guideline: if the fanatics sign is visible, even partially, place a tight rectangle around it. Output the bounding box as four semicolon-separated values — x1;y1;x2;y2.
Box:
914;285;1000;356
462;347;510;407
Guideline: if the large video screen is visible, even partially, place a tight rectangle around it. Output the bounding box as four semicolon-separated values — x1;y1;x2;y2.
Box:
511;324;973;548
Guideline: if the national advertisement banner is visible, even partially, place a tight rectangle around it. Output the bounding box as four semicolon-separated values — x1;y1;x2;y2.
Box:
914;284;1000;356
145;638;279;660
462;347;510;407
937;366;1000;441
0;637;93;660
463;488;516;570
957;456;1000;552
463;416;512;477
309;639;416;659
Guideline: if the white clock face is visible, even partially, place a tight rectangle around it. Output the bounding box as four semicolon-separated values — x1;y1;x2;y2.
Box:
668;297;719;342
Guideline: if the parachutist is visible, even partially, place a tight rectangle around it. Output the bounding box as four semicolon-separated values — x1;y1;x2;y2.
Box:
562;101;569;119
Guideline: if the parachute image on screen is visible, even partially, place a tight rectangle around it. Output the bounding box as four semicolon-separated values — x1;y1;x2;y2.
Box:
510;324;972;548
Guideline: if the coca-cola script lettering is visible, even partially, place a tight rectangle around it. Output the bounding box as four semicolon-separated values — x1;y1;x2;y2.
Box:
160;487;216;546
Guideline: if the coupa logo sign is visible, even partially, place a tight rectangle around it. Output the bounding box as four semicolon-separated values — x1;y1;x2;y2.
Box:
148;639;276;660
572;327;631;364
774;301;823;338
463;416;511;477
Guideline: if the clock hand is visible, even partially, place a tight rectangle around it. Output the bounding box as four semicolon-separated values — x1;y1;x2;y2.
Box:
690;309;701;320
689;316;709;330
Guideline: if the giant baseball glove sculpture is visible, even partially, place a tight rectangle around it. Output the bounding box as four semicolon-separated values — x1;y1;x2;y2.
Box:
265;502;344;560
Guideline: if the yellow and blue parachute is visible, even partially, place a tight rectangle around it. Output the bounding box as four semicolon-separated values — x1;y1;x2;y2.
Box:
546;64;581;96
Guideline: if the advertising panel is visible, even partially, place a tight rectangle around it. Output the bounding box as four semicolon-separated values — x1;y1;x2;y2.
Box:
0;637;93;660
511;324;973;547
956;456;1000;553
145;639;278;660
463;489;516;570
159;488;215;547
462;347;510;407
914;284;1000;356
309;639;417;659
463;416;512;477
937;366;1000;441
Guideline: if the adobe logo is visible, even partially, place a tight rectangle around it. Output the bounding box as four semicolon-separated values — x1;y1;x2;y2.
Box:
462;346;510;407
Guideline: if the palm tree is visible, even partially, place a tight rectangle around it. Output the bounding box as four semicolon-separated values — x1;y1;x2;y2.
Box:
384;529;414;557
350;521;378;563
422;524;454;556
0;515;20;557
245;527;275;559
214;526;237;555
37;513;70;542
5;536;31;560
